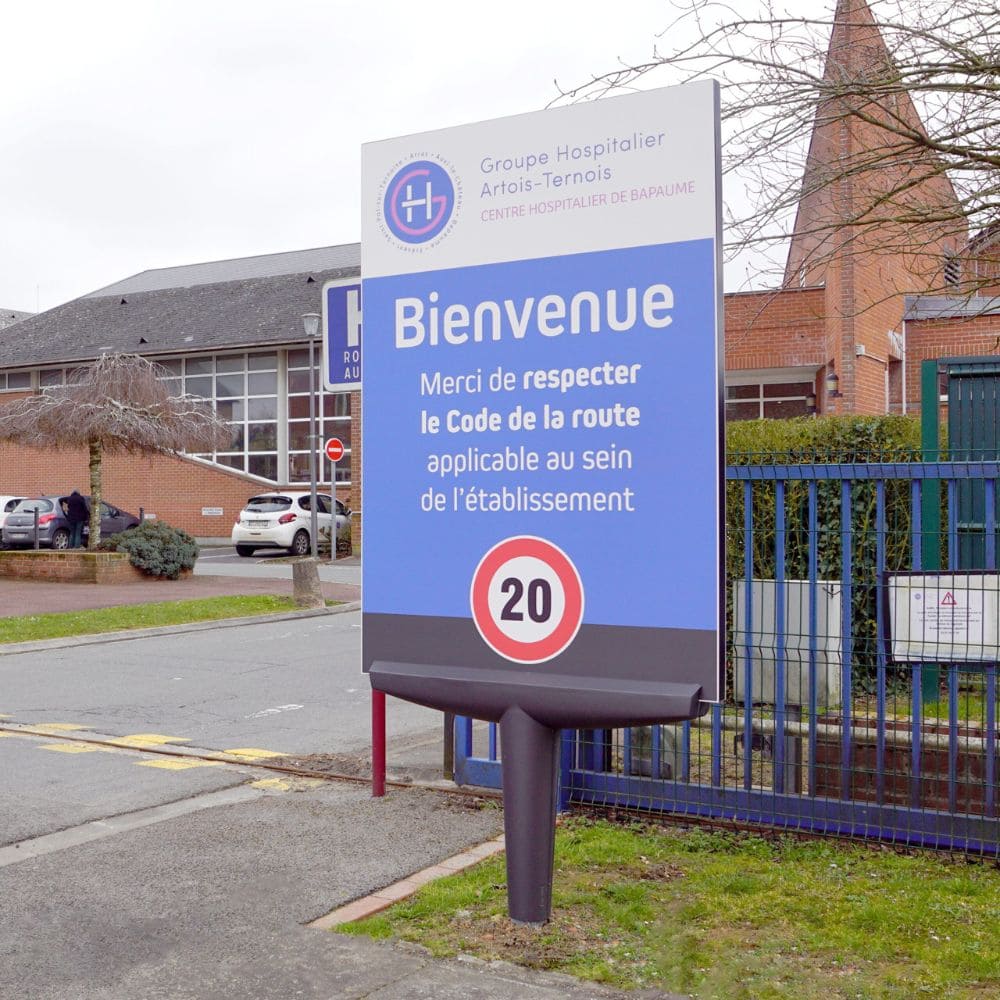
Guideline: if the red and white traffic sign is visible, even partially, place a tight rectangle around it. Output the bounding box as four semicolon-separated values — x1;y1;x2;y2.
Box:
325;437;345;462
470;536;584;665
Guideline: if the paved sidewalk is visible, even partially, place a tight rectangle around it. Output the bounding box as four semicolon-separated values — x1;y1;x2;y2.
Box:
0;572;359;618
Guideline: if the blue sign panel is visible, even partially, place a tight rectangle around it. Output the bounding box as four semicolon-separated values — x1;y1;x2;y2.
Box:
364;241;718;639
322;280;362;393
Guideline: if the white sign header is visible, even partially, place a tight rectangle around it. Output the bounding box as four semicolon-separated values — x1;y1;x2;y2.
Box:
362;81;720;279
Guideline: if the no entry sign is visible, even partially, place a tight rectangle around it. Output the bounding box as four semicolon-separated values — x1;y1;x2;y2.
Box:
325;437;345;463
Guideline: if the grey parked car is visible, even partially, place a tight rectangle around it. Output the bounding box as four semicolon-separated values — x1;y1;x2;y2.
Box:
2;495;140;549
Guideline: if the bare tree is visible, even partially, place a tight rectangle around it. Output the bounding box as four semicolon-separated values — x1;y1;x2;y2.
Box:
557;0;1000;301
0;354;231;547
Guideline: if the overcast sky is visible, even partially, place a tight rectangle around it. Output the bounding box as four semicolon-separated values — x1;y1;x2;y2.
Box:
0;1;678;313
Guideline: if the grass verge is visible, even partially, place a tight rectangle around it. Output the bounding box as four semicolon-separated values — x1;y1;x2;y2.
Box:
340;816;1000;999
0;595;308;644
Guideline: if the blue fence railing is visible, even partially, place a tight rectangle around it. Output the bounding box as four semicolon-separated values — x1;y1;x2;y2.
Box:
453;461;1000;857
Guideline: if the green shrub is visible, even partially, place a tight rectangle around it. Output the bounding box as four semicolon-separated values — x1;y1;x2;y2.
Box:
725;415;924;694
99;520;198;580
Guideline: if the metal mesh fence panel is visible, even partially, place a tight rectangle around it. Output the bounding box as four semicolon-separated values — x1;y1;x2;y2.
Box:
454;456;1000;857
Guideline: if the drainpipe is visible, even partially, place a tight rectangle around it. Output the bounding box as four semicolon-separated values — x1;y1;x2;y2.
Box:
901;318;908;415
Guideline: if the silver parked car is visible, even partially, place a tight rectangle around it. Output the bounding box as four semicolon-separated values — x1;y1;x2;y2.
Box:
2;495;140;549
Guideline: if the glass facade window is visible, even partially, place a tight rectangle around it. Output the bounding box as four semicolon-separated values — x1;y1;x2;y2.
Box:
725;380;814;421
147;349;351;486
154;351;279;480
15;348;353;487
0;371;31;391
286;351;352;486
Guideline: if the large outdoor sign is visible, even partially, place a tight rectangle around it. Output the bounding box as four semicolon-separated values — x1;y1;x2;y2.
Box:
361;82;723;923
363;82;723;704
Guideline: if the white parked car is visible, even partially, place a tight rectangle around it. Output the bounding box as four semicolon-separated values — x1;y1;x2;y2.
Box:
231;491;351;557
0;495;27;547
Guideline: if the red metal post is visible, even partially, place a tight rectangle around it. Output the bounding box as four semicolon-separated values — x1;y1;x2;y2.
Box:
372;689;386;797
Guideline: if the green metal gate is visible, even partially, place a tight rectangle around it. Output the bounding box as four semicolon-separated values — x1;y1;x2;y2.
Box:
938;356;1000;567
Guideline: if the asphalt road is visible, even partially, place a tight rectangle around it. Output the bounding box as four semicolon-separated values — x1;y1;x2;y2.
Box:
0;611;445;842
0;612;523;999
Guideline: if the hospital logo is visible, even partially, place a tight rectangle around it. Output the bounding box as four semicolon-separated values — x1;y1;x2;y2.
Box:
381;157;460;247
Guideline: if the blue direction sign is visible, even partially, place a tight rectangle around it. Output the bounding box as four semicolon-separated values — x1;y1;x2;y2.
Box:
322;279;362;392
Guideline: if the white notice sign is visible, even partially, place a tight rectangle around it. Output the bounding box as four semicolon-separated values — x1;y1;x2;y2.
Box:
888;574;1000;663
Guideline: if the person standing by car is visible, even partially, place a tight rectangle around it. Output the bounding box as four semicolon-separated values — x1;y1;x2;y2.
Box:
64;490;89;549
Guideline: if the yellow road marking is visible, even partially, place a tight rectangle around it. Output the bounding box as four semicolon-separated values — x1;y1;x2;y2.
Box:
250;777;324;792
39;743;106;754
31;723;89;732
107;734;191;748
136;759;223;771
222;748;288;761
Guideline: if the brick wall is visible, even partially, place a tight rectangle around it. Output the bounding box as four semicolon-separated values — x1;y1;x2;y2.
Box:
905;315;1000;411
0;439;352;540
0;549;143;583
781;0;965;416
724;287;826;372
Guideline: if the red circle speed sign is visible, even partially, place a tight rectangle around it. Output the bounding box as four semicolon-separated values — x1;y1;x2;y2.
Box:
325;437;345;462
470;536;584;665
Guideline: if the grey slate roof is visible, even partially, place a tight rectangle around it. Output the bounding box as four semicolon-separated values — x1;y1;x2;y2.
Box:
0;309;33;331
0;245;361;370
85;244;360;297
904;295;1000;321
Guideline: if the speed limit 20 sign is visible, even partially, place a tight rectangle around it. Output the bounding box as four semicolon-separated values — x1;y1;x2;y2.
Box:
470;536;584;665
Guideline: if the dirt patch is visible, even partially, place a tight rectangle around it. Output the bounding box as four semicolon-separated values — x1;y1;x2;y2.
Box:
284;751;371;778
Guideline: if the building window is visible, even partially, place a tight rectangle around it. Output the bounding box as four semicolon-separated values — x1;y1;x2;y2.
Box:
725;380;814;421
0;371;31;391
152;349;351;486
155;351;280;483
287;349;351;486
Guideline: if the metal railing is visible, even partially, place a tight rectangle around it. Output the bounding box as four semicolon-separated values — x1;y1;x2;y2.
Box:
454;460;1000;856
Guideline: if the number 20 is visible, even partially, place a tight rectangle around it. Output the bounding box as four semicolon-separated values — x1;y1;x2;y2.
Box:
500;577;552;623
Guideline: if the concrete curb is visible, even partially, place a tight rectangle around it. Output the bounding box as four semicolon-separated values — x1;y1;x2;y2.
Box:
308;834;507;929
0;600;362;656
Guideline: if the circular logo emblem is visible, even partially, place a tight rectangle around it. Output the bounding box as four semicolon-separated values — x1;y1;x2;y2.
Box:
470;536;584;665
383;158;456;245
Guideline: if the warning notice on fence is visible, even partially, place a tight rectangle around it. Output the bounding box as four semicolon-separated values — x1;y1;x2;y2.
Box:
888;574;1000;663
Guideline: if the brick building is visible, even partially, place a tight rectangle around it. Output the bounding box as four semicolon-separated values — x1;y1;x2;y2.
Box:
0;247;361;541
1;0;998;538
725;0;999;422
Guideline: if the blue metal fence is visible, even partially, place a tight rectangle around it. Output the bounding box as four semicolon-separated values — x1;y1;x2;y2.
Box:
453;460;1000;856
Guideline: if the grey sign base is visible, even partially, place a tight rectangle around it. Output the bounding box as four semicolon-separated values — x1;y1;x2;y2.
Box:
369;660;703;923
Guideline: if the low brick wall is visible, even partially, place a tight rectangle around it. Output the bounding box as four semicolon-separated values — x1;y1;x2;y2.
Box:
0;550;144;584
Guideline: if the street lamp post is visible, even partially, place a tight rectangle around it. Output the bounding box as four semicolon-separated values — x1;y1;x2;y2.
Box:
301;312;322;559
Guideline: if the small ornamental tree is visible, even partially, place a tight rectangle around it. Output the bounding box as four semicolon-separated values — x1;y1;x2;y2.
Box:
0;354;231;548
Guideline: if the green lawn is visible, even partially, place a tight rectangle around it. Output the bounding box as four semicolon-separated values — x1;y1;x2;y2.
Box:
341;816;1000;999
0;595;307;644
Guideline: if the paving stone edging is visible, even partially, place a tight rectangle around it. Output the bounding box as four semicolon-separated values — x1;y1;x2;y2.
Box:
308;834;507;929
